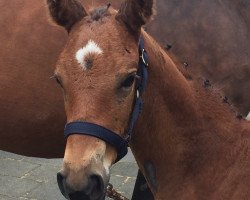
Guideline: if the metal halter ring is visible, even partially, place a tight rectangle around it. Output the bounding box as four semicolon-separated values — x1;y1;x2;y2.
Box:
140;49;149;66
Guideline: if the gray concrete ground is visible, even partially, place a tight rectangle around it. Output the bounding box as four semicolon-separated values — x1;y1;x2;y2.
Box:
0;150;137;200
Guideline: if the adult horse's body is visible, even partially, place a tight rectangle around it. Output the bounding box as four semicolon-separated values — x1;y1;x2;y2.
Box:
148;0;250;116
46;0;250;199
0;0;66;157
0;0;249;158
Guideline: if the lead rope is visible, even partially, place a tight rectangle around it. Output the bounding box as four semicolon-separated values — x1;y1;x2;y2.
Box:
106;183;129;200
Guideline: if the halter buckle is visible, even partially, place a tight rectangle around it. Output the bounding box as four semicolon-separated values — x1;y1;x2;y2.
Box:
136;90;140;98
140;49;149;67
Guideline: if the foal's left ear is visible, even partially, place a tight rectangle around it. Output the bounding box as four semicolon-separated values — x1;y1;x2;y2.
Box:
47;0;87;32
116;0;155;36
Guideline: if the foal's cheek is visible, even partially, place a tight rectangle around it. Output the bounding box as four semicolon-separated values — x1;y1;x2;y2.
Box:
116;89;134;103
64;101;72;120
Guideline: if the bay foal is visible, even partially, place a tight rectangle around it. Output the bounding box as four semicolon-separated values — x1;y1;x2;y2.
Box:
47;0;250;199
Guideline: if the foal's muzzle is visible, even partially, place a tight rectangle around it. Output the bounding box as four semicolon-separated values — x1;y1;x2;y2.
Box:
57;172;105;200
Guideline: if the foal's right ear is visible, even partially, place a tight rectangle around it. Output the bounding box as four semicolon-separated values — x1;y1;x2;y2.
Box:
47;0;87;32
116;0;155;36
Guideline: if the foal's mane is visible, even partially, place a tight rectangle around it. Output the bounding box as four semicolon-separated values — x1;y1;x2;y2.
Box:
162;43;246;121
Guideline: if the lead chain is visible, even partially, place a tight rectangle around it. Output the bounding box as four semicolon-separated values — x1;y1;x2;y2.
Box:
106;183;129;200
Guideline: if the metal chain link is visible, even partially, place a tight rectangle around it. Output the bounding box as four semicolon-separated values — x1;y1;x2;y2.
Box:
106;183;129;200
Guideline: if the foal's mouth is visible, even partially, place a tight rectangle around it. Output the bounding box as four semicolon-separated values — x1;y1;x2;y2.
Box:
68;192;105;200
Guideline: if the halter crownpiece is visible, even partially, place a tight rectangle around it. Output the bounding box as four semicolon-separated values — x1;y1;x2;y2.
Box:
64;37;149;162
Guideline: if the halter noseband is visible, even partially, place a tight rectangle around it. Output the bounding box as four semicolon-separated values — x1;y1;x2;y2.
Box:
64;37;148;162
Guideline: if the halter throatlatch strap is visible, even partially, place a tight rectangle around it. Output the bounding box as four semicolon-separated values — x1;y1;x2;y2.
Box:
64;37;149;162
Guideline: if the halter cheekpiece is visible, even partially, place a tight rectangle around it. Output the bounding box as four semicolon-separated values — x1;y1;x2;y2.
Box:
64;37;149;162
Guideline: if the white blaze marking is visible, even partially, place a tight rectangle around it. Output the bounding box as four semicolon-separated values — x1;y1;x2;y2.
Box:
75;40;103;70
246;112;250;121
103;159;111;175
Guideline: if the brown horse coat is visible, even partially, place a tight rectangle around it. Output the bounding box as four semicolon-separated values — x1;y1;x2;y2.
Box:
147;0;250;116
132;31;250;199
0;0;249;158
0;0;66;157
0;0;121;157
45;0;250;199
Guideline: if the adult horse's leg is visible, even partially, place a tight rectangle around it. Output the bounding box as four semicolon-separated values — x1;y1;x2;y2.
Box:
132;170;154;200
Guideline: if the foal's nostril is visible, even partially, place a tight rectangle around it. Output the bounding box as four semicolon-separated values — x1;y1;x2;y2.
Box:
57;172;67;197
88;174;105;199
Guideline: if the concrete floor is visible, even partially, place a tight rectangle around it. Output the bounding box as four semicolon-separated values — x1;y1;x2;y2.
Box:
0;150;137;200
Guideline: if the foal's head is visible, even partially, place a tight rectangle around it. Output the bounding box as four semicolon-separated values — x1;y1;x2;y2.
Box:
47;0;154;199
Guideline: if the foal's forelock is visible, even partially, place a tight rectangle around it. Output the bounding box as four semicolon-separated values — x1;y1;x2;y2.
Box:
89;4;112;21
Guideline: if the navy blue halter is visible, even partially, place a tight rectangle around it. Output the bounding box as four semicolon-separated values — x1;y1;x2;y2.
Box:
64;37;148;162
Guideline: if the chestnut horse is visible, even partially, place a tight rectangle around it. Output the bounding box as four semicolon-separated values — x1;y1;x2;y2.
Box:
0;0;66;157
46;0;250;199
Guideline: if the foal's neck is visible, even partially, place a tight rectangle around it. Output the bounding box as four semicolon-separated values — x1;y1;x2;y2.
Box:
130;32;249;199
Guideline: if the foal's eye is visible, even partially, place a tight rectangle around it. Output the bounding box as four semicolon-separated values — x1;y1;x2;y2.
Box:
52;75;63;88
121;74;136;89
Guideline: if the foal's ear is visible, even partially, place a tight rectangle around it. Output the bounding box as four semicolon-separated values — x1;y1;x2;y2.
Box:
47;0;87;32
116;0;155;36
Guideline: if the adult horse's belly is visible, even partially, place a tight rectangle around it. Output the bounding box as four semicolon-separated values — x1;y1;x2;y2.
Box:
0;0;67;157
